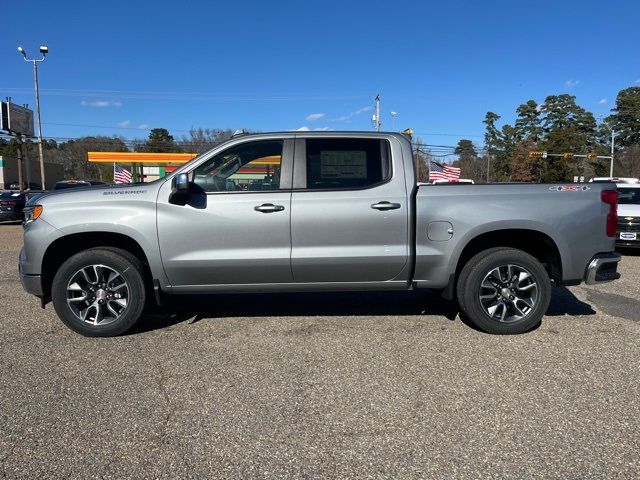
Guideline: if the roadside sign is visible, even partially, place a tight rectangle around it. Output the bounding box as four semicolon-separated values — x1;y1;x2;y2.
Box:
0;102;35;137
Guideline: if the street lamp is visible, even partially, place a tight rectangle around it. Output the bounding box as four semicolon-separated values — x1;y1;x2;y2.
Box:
17;45;48;189
390;111;397;131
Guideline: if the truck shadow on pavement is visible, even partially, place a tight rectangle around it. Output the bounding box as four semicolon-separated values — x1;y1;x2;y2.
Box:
131;286;595;335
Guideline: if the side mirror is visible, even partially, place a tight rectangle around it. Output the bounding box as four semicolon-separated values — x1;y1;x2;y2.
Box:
169;173;190;203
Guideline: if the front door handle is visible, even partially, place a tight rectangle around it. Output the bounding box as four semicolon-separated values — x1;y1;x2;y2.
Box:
254;203;285;213
371;201;401;211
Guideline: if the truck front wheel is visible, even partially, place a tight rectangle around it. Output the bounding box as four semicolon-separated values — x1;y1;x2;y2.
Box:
51;248;146;337
456;247;552;334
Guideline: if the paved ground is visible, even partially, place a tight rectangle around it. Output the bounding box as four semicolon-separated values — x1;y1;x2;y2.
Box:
0;223;638;479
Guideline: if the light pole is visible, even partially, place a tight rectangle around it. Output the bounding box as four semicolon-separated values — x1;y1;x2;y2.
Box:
600;118;615;177
390;111;397;131
18;45;48;189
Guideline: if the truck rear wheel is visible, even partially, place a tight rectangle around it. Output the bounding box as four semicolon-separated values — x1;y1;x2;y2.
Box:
456;247;551;334
51;248;146;337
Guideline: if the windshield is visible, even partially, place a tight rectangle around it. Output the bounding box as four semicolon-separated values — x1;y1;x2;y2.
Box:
618;188;640;205
0;192;24;199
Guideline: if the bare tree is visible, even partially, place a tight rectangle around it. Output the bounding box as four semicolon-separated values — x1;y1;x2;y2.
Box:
180;128;234;154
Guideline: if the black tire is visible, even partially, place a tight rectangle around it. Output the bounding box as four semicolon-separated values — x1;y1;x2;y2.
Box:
51;248;146;337
456;247;551;334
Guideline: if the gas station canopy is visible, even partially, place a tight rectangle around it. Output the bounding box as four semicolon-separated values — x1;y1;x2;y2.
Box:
87;152;198;164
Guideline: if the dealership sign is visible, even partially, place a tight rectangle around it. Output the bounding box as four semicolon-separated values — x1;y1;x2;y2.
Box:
0;101;35;137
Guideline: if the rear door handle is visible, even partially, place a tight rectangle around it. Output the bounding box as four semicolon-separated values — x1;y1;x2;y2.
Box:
371;201;401;211
254;203;285;213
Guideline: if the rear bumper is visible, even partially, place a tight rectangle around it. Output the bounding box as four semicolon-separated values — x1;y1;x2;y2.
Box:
584;252;621;285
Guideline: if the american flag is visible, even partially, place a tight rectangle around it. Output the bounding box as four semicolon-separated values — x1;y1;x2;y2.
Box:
114;164;133;183
429;160;461;182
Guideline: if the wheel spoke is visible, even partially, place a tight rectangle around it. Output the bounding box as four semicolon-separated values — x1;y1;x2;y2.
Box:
499;303;507;322
68;282;84;292
80;268;93;284
113;298;127;308
68;295;88;303
489;268;501;282
518;297;534;309
93;265;105;284
518;271;531;283
107;270;121;285
509;300;522;316
81;303;95;321
106;302;120;318
93;305;103;325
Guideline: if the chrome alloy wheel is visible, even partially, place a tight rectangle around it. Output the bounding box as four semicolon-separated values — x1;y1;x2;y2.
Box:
65;264;129;326
479;264;539;323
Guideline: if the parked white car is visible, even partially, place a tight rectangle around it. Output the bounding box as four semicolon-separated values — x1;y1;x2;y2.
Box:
431;178;475;185
590;177;639;184
616;183;640;248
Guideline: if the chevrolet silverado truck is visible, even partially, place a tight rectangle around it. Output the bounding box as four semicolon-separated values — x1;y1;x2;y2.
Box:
19;131;621;336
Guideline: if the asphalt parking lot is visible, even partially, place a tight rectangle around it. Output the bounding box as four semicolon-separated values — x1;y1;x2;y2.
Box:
0;223;638;479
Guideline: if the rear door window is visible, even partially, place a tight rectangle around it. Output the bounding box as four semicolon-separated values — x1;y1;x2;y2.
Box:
304;138;391;190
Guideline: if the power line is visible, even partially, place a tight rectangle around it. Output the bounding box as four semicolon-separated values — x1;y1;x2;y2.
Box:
1;87;368;102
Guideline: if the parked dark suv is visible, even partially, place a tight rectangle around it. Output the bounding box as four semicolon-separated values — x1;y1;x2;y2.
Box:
53;180;107;190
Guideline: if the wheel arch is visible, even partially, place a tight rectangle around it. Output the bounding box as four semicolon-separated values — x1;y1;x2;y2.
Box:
41;232;154;300
455;228;563;284
441;228;563;300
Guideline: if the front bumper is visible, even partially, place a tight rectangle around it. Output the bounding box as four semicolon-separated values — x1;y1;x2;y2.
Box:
616;241;640;248
584;252;621;285
19;249;44;297
0;212;22;221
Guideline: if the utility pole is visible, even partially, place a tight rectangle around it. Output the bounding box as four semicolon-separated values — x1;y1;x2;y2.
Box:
486;155;490;183
18;45;48;189
609;129;615;177
374;94;381;132
390;111;397;131
16;136;24;193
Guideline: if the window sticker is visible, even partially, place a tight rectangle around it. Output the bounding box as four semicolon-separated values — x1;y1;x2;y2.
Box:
320;150;367;179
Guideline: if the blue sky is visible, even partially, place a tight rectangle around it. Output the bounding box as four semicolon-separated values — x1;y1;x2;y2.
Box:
2;0;639;149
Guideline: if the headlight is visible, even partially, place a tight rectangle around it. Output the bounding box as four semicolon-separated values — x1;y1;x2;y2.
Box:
23;205;43;225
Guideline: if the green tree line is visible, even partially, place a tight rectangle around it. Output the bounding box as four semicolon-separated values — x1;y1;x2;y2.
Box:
447;86;640;182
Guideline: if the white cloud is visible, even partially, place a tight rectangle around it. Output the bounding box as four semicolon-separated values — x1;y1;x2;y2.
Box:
138;123;149;129
296;126;310;131
598;98;607;105
354;106;373;115
635;79;640;84
314;127;333;131
81;100;122;107
117;120;131;128
565;79;579;88
306;113;325;121
328;105;374;122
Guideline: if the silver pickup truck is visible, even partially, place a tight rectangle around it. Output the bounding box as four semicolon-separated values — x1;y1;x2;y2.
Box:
19;131;621;336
